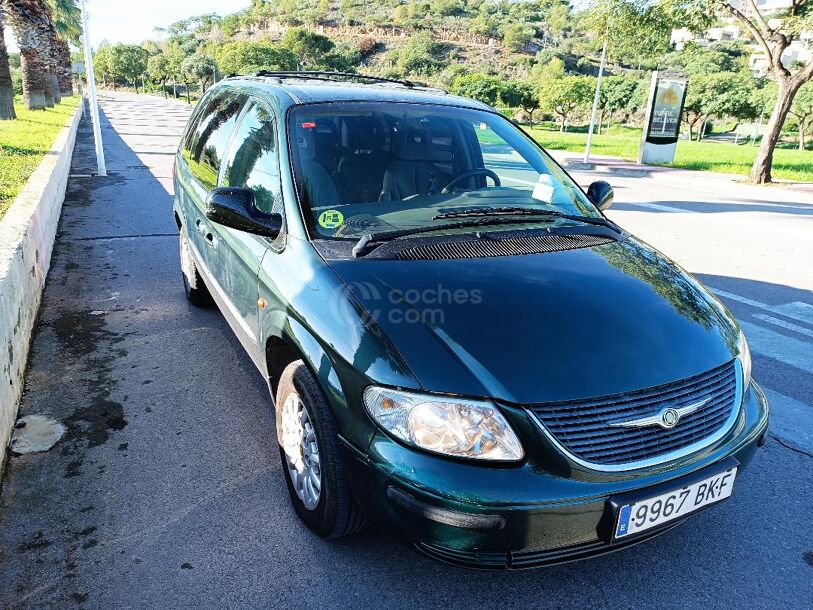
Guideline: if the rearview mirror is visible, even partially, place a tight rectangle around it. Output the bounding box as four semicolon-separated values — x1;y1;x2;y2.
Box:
586;181;614;211
205;187;282;239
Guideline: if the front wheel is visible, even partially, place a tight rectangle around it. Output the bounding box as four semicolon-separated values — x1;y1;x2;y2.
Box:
276;361;367;539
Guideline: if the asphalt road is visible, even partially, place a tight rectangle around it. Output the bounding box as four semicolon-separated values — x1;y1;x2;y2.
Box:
0;92;811;609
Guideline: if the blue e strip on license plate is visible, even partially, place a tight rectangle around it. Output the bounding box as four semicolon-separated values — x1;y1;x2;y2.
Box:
615;466;738;539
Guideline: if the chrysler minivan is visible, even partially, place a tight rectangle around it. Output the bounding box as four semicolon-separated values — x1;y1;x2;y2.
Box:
173;71;769;569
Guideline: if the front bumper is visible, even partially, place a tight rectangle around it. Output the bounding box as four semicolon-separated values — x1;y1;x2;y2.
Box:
344;382;769;569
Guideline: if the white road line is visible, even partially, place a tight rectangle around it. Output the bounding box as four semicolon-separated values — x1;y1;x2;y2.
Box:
627;203;686;213
773;301;813;326
739;321;813;374
729;200;813;212
712;288;813;327
761;388;813;455
753;314;813;338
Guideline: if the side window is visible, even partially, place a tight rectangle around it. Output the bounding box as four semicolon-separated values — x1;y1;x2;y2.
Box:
180;90;218;155
223;101;282;214
183;90;247;191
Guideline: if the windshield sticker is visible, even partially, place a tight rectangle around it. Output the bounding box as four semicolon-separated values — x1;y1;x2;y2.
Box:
532;174;555;203
318;209;345;230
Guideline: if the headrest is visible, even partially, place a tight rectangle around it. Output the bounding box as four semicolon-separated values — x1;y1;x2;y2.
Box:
313;121;339;148
393;121;450;162
342;117;384;152
392;124;432;161
296;125;317;160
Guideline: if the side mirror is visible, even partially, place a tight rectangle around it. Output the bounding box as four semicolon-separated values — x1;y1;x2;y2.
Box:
205;187;282;239
587;180;614;211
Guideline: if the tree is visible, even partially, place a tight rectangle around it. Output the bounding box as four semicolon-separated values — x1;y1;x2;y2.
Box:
546;1;571;38
212;40;296;74
43;18;62;104
682;72;756;140
580;0;674;69
502;81;540;125
532;56;565;82
501;23;534;52
666;0;813;183
164;47;185;92
147;53;170;98
93;44;112;88
790;82;813;150
49;0;82;96
659;41;745;76
392;31;446;76
282;26;334;69
450;72;504;106
0;6;15;119
319;41;362;72
682;74;711;141
539;76;594;131
600;75;639;132
430;0;465;17
109;44;149;92
181;53;216;96
6;0;57;110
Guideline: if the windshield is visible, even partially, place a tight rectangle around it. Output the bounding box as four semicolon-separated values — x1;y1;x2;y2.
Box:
288;102;600;241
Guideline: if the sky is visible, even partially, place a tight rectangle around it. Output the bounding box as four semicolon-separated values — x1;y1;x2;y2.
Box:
4;0;252;52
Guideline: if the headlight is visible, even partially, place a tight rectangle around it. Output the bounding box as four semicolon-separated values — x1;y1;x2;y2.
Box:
737;330;751;389
363;386;524;461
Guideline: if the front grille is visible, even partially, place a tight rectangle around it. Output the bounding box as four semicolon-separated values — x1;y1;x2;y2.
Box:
529;360;739;467
394;232;614;261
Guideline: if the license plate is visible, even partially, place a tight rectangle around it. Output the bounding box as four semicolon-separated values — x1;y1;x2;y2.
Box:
614;466;738;539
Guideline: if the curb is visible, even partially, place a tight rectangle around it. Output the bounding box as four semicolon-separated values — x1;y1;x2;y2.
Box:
0;98;84;467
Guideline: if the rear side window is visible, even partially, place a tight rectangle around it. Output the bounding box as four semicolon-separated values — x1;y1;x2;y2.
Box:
182;90;247;191
222;101;281;214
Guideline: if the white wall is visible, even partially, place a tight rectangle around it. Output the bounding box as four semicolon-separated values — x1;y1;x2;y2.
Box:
0;100;84;468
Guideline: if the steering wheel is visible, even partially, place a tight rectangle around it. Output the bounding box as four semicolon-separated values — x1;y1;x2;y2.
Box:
441;168;501;194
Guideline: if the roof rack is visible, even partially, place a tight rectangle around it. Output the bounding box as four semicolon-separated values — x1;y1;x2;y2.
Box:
248;70;447;94
253;70;416;88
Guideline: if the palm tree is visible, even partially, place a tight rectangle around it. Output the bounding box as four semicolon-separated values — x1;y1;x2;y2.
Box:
49;0;80;96
40;19;60;103
5;0;54;110
0;5;16;119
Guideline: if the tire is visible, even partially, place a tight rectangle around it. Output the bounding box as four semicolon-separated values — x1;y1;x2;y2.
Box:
276;361;367;539
179;229;212;307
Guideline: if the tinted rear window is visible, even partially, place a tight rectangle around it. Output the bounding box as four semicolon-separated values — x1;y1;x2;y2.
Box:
182;90;247;190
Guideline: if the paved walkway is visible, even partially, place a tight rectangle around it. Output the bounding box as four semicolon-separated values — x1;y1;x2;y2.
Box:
0;93;810;608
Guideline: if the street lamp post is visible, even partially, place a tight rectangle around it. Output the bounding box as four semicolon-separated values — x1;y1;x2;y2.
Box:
584;37;608;164
79;0;106;176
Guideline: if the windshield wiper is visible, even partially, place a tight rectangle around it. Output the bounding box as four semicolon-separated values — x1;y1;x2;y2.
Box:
351;213;613;258
433;206;620;232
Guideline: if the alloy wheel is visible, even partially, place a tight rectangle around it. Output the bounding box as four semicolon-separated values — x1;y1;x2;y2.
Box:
281;393;322;510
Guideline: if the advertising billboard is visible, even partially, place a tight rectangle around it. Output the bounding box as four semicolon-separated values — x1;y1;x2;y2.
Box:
639;71;688;164
644;74;688;144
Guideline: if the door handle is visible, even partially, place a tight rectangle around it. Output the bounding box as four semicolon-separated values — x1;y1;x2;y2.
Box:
204;231;217;250
195;218;206;234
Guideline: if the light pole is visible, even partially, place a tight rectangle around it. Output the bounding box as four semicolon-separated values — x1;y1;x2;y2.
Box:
80;0;106;176
583;36;608;164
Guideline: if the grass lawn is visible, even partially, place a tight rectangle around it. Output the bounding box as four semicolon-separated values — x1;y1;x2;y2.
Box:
528;125;813;183
0;96;81;219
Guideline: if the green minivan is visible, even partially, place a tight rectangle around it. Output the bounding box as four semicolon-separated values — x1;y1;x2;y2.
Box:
173;72;769;569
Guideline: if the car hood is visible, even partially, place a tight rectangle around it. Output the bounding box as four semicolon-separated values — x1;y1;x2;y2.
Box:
327;237;738;404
